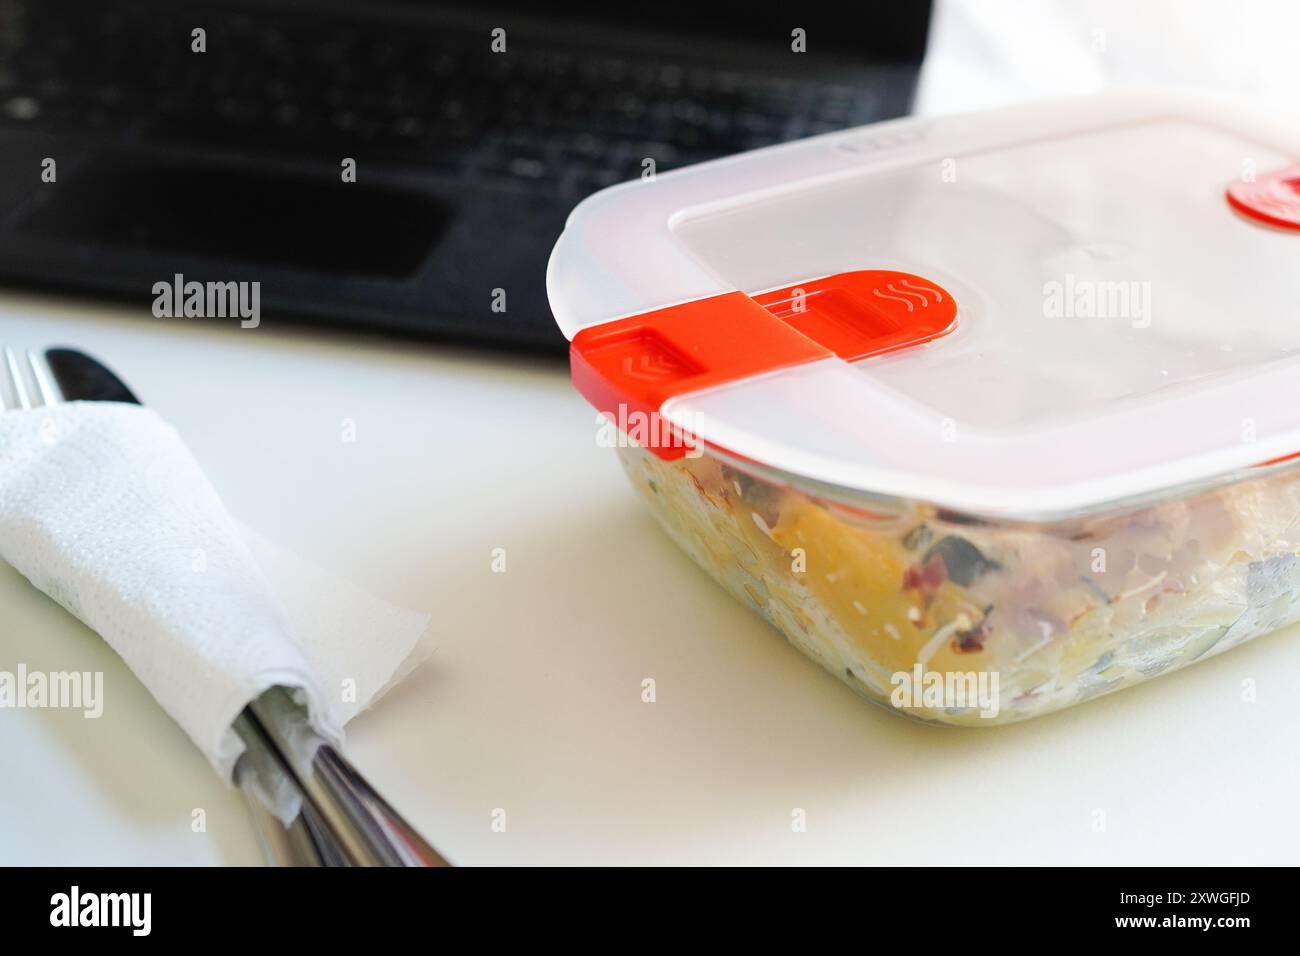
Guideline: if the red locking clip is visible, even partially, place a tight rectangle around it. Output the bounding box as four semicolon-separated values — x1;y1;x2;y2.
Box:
1227;165;1300;231
570;270;958;459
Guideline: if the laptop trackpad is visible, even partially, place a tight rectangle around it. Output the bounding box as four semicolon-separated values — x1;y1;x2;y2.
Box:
18;154;450;280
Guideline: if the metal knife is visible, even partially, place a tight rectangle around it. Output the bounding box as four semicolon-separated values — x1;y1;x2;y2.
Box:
44;347;450;867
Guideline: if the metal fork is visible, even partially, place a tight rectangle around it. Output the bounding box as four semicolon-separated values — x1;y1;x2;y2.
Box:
2;346;450;867
0;345;57;410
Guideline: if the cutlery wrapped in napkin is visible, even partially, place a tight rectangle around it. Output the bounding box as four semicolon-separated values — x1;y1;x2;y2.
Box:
0;401;432;782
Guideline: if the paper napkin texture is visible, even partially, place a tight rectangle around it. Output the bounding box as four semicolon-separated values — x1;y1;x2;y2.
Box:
0;402;431;781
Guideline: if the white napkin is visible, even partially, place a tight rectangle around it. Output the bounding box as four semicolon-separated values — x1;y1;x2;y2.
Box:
0;402;432;783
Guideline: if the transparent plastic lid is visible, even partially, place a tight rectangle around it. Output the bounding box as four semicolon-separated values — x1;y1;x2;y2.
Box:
547;92;1300;519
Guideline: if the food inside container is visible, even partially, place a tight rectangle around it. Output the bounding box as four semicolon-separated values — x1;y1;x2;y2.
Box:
547;92;1300;725
615;443;1300;725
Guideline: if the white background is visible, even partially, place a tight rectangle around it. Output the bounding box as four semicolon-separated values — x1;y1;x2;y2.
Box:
919;0;1300;116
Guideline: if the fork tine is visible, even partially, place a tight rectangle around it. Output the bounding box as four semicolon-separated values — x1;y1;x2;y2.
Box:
3;345;29;410
27;349;58;406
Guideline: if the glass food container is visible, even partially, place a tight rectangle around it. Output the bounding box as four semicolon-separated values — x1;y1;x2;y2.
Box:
547;92;1300;725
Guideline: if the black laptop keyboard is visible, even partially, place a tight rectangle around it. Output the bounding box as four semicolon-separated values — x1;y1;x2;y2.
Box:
0;2;886;197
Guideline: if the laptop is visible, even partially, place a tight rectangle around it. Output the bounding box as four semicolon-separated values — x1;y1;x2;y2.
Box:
0;1;932;352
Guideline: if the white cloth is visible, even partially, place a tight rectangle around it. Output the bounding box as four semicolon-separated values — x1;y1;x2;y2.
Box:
0;402;431;781
918;0;1300;117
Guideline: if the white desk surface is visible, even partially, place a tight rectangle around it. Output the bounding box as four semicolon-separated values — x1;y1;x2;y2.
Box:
2;293;1297;866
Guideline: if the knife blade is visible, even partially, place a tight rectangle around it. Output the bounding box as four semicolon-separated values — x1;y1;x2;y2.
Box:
46;348;141;405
